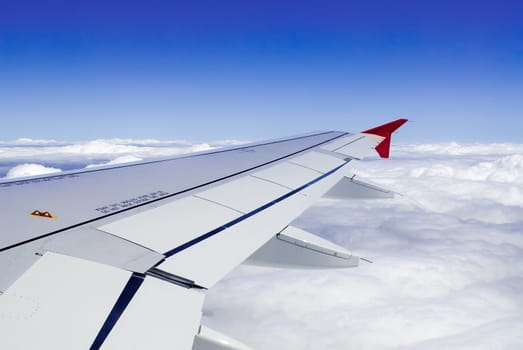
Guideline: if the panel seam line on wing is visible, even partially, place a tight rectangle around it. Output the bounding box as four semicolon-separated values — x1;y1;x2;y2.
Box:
287;161;324;174
192;195;246;214
332;135;367;152
248;174;295;190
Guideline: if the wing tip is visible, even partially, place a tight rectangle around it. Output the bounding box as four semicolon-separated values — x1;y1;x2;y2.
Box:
362;118;408;158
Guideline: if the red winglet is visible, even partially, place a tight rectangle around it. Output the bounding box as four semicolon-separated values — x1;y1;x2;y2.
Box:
362;118;408;158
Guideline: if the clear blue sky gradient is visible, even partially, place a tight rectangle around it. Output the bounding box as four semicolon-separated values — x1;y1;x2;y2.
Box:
1;0;522;142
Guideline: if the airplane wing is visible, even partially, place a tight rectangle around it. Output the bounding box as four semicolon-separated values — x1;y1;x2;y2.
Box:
0;119;407;349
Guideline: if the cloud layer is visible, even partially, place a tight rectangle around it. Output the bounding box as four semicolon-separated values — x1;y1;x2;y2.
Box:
1;139;522;349
203;143;523;350
0;138;245;178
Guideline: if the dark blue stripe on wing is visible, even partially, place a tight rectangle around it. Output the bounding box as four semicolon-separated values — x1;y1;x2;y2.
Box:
90;273;145;350
163;162;347;258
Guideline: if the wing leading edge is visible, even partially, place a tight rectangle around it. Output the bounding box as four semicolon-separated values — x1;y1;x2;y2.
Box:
0;119;407;349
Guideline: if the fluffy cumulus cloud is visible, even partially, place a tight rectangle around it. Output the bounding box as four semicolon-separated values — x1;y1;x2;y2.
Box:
202;143;523;350
4;163;62;179
1;139;522;349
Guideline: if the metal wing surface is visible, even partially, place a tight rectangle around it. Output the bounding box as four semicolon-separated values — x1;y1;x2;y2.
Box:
0;119;407;349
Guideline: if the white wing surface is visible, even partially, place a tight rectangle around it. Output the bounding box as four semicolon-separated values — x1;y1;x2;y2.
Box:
0;119;407;349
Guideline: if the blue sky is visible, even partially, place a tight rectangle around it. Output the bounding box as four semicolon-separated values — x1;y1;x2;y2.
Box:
1;0;522;142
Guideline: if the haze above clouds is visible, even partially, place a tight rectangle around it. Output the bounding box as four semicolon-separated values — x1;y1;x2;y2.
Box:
1;139;522;349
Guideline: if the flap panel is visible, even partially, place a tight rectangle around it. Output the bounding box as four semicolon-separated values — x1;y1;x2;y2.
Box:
289;151;345;173
0;252;131;349
98;196;241;254
103;276;205;349
157;169;343;287
252;162;320;189
196;176;289;213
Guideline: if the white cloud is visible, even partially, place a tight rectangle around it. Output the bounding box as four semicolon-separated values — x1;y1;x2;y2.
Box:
84;155;143;168
396;142;523;157
0;138;248;178
1;138;62;145
4;163;62;179
202;142;523;350
1;140;522;349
